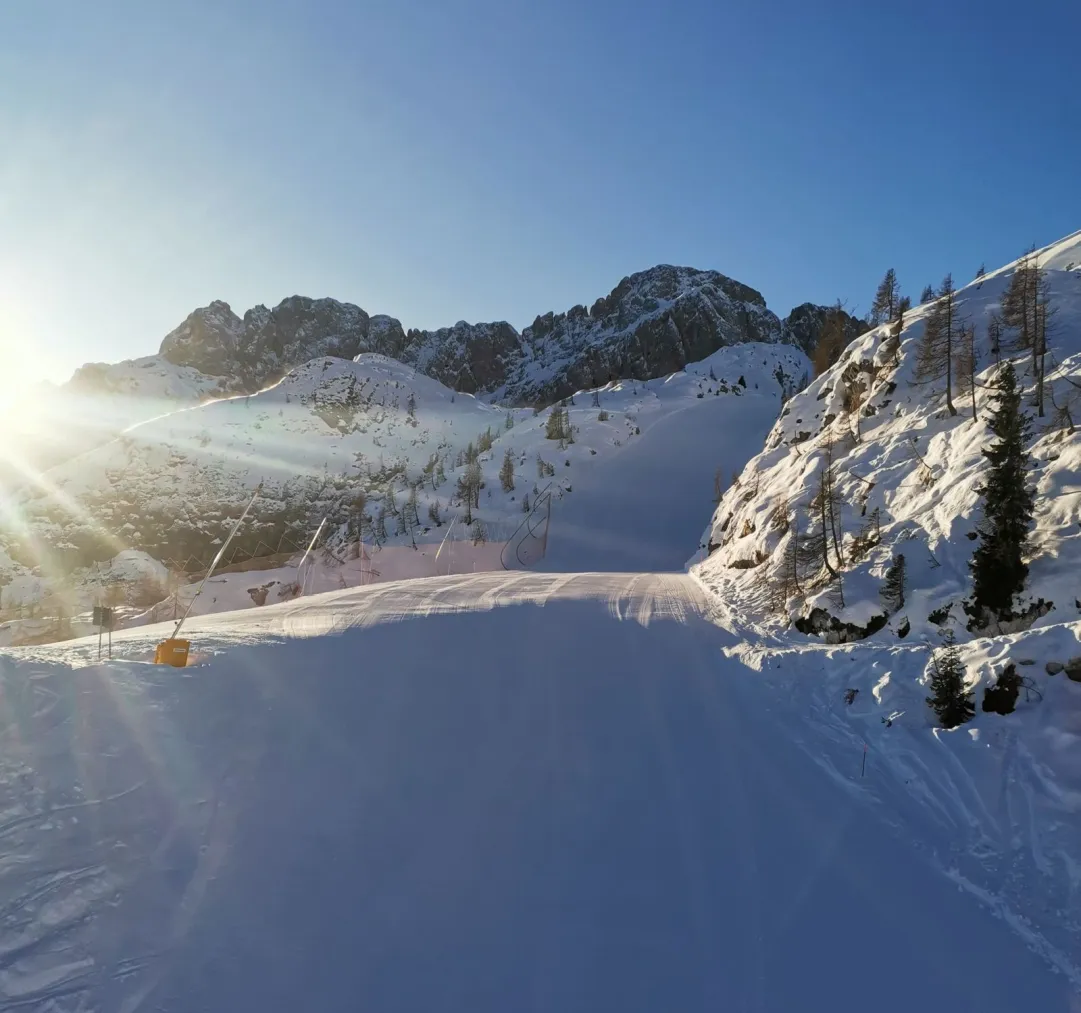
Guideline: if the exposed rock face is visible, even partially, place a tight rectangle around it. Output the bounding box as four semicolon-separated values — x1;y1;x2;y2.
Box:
152;267;855;404
502;266;786;404
783;302;867;356
403;321;522;395
160;300;244;376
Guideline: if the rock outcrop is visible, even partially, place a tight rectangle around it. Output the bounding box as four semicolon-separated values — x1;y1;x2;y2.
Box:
143;266;858;404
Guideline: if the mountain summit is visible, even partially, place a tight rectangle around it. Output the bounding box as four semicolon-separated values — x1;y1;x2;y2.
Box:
137;266;860;405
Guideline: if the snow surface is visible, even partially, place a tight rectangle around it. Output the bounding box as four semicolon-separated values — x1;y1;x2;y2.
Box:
0;572;1074;1011
3;343;806;632
3;235;1081;1009
695;230;1081;642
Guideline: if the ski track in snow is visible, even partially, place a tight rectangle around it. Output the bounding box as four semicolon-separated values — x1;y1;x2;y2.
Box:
4;267;1081;1007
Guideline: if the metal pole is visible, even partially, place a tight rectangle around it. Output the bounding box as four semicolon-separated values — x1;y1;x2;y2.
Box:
170;483;262;641
435;513;458;575
296;517;327;594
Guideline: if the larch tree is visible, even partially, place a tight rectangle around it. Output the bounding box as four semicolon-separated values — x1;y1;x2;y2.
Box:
987;314;1003;364
499;449;515;492
870;268;902;326
968;362;1034;623
952;322;979;421
915;273;962;416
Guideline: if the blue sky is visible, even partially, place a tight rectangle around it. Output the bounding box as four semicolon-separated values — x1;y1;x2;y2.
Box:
1;0;1078;390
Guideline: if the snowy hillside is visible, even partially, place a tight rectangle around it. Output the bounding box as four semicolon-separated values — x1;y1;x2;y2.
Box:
694;230;1081;644
1;343;808;637
3;356;225;476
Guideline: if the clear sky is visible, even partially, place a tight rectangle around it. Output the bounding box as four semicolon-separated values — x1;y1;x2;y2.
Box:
2;0;1078;395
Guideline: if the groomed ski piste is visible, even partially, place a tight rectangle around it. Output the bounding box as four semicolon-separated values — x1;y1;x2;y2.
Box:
2;314;1080;1009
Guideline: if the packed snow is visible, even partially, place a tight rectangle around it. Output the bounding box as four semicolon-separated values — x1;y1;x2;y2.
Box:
0;572;1074;1010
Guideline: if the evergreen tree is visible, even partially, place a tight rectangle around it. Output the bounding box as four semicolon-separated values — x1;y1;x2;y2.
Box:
477;428;494;453
926;630;974;728
427;499;442;526
870;268;902;325
406;392;417;419
987;314;1003;364
915;273;961;415
499;449;515;492
504;411;514;430
374;505;388;543
545;407;566;441
591;389;601;408
969;362;1034;620
881;553;906;612
920;283;935;304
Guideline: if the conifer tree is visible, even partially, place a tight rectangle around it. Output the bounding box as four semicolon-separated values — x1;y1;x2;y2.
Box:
881;553;906;612
920;284;935;304
870;268;902;326
499;449;515;492
987;314;1003;364
926;630;974;728
969;362;1034;620
915;273;961;415
406;392;417;419
545;407;566;441
591;389;601;408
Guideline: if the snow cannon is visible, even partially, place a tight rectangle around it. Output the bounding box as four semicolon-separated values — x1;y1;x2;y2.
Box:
153;483;262;667
153;638;190;667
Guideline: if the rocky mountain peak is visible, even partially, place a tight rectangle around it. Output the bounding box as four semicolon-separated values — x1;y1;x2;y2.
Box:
135;266;856;405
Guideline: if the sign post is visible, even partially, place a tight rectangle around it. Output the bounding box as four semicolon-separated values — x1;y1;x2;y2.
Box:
93;606;114;660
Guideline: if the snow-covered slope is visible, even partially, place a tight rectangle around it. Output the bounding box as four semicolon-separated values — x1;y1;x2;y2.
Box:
694;230;1081;643
2;344;808;632
0;574;1073;1010
3;356;225;477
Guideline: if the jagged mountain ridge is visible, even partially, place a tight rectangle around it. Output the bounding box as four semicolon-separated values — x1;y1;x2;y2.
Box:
74;265;861;406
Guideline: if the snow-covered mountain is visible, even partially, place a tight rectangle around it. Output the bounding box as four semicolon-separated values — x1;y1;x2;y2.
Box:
2;343;808;635
693;230;1081;644
78;266;859;413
